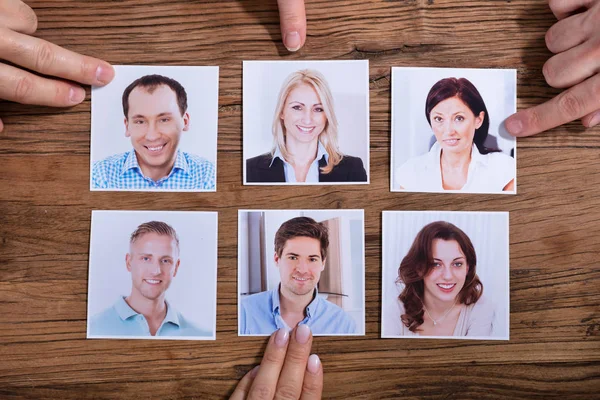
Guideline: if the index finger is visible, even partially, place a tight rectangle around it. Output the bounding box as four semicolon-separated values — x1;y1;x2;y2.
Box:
505;73;600;137
0;27;114;86
277;0;307;52
275;325;313;399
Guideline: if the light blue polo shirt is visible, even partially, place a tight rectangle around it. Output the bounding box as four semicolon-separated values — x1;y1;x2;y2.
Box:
89;296;211;338
240;286;357;335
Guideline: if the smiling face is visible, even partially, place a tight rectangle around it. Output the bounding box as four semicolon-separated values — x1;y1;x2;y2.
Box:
125;85;189;178
429;96;484;155
126;232;180;301
275;236;325;297
423;239;468;304
280;83;327;146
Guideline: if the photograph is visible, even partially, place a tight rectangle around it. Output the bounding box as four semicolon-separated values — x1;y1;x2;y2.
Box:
243;60;370;185
87;210;218;340
90;65;219;192
381;211;510;340
390;67;517;194
238;209;365;336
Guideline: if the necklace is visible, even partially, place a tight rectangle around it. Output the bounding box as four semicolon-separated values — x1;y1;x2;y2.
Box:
423;298;458;326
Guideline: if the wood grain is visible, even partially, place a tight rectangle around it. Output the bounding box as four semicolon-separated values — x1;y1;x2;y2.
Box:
0;0;599;398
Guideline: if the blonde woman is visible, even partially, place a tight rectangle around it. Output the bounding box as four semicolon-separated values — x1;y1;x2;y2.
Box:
246;69;367;183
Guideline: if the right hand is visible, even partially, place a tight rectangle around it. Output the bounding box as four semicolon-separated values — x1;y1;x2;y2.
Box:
230;325;323;399
0;0;114;132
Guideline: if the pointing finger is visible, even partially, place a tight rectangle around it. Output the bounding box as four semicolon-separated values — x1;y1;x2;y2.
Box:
277;0;307;52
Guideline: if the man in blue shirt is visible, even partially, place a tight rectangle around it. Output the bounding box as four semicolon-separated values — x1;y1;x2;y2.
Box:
92;74;215;190
88;221;210;338
240;217;357;335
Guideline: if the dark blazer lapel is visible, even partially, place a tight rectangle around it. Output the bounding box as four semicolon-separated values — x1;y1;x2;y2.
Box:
260;156;286;182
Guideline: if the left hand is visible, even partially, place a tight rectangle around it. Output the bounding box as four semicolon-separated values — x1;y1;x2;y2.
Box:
277;0;307;52
505;0;600;136
230;325;323;399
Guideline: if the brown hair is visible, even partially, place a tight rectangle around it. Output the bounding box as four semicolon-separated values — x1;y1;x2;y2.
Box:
425;77;500;155
274;217;329;260
397;221;483;332
122;74;188;118
130;221;180;249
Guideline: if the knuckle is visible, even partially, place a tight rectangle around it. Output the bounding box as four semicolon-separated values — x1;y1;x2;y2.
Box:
275;384;299;400
249;383;274;400
13;75;34;102
557;91;584;119
285;349;308;365
302;377;321;395
34;42;56;72
262;350;282;365
526;108;543;132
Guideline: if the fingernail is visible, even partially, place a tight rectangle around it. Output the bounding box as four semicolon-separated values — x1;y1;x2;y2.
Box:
296;324;311;344
275;328;289;347
69;87;85;104
284;31;301;52
307;354;321;374
95;64;113;85
587;111;600;128
250;365;260;378
505;116;523;136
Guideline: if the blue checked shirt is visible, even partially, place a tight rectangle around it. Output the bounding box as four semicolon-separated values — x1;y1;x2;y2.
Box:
92;149;215;190
240;285;357;335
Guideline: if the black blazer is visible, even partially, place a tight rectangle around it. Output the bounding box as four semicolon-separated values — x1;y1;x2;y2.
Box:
246;153;368;183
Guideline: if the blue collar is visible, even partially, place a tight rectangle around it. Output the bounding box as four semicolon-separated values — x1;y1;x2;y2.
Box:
271;284;320;320
121;149;189;177
114;296;180;327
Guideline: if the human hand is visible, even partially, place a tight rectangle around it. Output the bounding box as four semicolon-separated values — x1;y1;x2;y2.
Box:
230;325;323;399
505;0;600;137
0;0;114;132
276;0;307;52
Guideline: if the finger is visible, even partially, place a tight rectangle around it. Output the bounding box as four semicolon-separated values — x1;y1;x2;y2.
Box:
548;0;594;20
300;354;323;400
0;27;114;86
0;0;37;34
0;62;86;106
275;324;313;399
0;117;4;132
505;73;600;136
542;38;599;88
277;0;306;52
247;328;290;400
545;11;587;53
230;366;260;400
582;108;600;127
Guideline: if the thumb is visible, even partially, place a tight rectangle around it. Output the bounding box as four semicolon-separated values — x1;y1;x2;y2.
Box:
277;0;307;52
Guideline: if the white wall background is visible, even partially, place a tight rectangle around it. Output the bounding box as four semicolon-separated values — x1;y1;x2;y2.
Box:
87;210;218;336
238;209;365;334
381;211;510;338
391;67;517;188
243;61;370;177
91;65;219;164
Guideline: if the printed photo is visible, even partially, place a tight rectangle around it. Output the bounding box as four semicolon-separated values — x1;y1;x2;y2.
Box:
238;210;365;336
381;211;510;340
87;210;218;340
390;67;517;194
90;65;218;191
243;60;370;185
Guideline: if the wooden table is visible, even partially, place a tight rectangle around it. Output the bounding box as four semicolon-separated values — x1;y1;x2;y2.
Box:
1;0;599;398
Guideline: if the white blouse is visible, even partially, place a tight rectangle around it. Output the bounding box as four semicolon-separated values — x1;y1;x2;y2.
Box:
395;142;515;193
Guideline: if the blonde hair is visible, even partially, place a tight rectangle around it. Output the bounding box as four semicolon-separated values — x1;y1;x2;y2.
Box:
271;69;342;174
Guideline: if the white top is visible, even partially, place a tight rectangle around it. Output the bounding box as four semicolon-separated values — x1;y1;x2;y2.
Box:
384;295;494;338
394;142;515;193
271;141;330;183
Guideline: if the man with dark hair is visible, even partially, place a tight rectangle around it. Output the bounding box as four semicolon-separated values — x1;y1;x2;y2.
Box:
89;221;209;337
92;74;215;190
240;217;357;335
